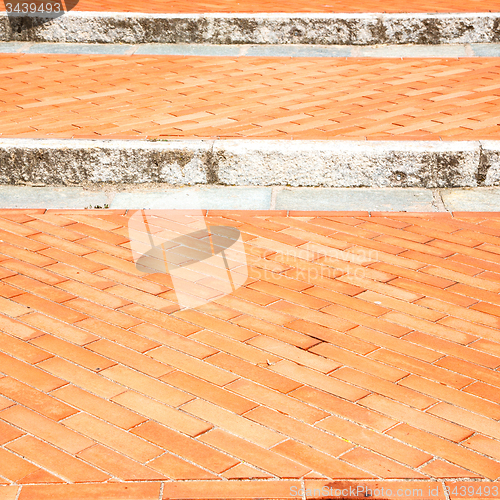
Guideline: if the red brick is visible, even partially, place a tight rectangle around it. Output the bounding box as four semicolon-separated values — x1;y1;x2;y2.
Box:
51;384;146;430
359;394;472;442
77;444;166;480
161;370;256;414
388;424;500;480
18;483;160;500
112;390;211;437
340;448;428;478
0;405;94;454
198;429;310;478
317;415;432;468
132;420;238;473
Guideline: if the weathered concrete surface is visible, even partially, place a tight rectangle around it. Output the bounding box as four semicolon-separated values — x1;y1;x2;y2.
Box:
214;140;481;188
0;138;497;188
1;12;500;45
0;139;212;186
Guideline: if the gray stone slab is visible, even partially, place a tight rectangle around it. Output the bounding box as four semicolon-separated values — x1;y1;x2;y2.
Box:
134;43;241;56
110;186;272;210
357;44;468;57
0;41;30;52
441;188;500;211
26;42;133;54
0;186;108;208
1;12;500;45
471;43;500;56
275;187;437;211
245;45;351;57
0;138;484;188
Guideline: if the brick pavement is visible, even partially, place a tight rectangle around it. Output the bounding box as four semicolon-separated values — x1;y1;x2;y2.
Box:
2;0;499;13
0;209;500;496
1;54;500;141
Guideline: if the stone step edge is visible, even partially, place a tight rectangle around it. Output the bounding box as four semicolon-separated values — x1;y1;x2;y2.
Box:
1;12;500;45
1;138;500;188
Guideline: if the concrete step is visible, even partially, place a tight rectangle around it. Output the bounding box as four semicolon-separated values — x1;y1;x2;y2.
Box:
2;11;500;45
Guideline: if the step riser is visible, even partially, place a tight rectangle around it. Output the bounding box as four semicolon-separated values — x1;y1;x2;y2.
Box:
2;139;500;188
1;13;500;45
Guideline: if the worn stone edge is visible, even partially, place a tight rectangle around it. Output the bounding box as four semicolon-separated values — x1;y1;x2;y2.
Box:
1;138;500;188
1;12;500;45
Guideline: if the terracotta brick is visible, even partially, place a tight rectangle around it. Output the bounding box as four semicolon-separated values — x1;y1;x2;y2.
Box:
85;339;170;377
0;419;24;445
77;444;166;480
427;403;500;441
291;385;396;431
434;357;500;389
463;382;500;404
51;384;146;430
122;304;201;335
39;247;105;273
359;394;473;442
390;278;477;307
18;483;160;500
0;448;39;482
112;390;211;436
284;319;373;353
22;313;98;345
161;370;256;414
403;330;500;369
245;405;351;457
399;375;500;420
132;420;238;473
64;298;141;329
273;439;374;479
57;281;131;309
162;480;302;499
181;398;282;447
248;335;337;373
271;360;369;401
221;463;273;479
317;415;432;468
321;303;412;337
74;317;159;352
462;434;500;462
388;424;500;480
311;343;408;382
0;405;94;454
13;466;63;485
30;334;115;372
148;346;238;386
62;412;162;462
101;364;189;406
341;448;428;478
0;330;51;364
381;311;476;344
46;263;114;290
369;348;473;389
0;377;75;421
37;357;124;399
232;315;319;350
0;352;65;392
198;429;310;478
148;452;218;479
1;260;66;286
421;460;482;478
4;275;75;303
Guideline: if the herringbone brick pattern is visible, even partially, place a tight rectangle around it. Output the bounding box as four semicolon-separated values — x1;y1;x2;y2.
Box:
1;0;499;13
1;55;500;140
1;209;500;493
